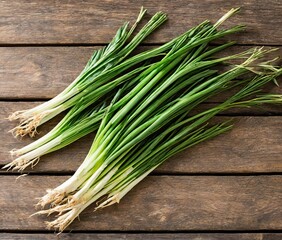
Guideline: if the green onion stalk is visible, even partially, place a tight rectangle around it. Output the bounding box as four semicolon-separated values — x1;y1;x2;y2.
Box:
8;7;167;137
4;65;148;171
35;43;282;231
92;72;282;212
4;8;242;171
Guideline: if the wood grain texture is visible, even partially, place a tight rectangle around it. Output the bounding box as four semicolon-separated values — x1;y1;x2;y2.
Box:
0;175;281;231
1;233;282;240
0;47;94;99
0;0;281;237
0;0;282;44
1;102;281;173
0;46;281;99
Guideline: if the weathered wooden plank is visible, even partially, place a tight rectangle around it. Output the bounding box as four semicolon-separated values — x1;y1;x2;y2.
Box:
0;46;281;99
1;233;282;240
0;0;281;44
0;175;281;230
1;102;281;173
0;47;94;99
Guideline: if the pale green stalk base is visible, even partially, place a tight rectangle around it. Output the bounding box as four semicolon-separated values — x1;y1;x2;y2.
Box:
9;88;78;137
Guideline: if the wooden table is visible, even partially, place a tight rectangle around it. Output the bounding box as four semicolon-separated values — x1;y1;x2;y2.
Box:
0;1;281;239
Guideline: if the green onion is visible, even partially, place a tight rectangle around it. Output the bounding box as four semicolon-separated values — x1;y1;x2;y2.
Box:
5;8;281;232
8;7;167;137
33;8;281;230
4;9;244;171
36;53;281;231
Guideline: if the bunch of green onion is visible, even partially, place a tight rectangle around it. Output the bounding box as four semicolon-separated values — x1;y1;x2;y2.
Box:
5;8;282;232
5;8;245;171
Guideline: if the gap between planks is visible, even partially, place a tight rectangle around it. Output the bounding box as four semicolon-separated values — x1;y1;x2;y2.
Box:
0;171;282;176
1;232;282;240
0;43;281;47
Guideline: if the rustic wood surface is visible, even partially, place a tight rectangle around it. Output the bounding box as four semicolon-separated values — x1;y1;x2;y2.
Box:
0;0;281;239
0;0;281;45
1;176;281;231
1;233;282;240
